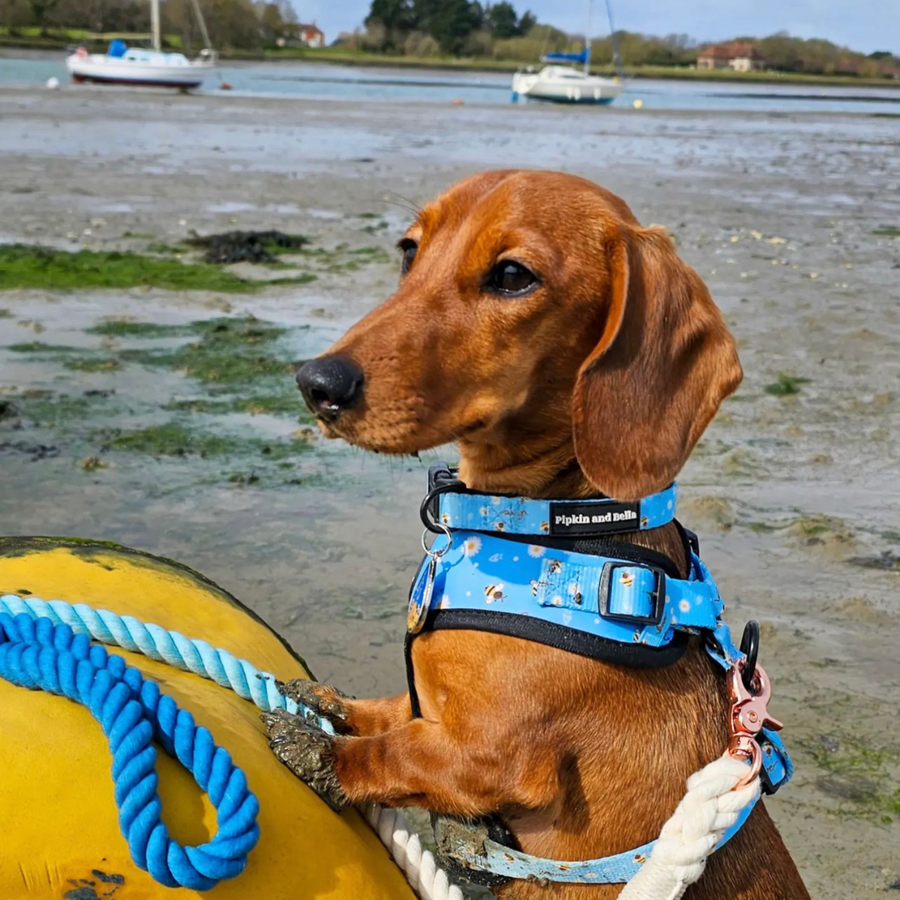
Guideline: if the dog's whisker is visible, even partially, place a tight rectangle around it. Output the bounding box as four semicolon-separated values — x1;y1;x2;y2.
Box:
381;190;422;217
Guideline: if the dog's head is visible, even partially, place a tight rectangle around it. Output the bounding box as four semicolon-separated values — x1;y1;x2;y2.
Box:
297;170;741;500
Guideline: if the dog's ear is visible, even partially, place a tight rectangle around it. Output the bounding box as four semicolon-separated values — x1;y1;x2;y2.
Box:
572;226;742;501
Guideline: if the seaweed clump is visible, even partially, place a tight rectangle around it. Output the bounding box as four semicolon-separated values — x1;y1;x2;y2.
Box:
187;230;309;264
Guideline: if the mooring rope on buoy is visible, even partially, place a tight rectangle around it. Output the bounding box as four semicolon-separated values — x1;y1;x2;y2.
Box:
0;594;326;726
0;593;463;899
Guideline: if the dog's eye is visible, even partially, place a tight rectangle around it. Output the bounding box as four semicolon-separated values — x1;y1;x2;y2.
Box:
398;239;418;275
487;261;538;296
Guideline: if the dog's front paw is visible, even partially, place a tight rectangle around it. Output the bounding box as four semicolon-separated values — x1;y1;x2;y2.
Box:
276;679;355;734
261;709;348;810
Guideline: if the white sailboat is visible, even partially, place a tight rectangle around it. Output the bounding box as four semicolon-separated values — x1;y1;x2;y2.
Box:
66;0;215;90
511;0;623;105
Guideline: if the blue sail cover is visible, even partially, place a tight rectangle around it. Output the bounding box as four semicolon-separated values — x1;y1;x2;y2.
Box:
542;49;589;64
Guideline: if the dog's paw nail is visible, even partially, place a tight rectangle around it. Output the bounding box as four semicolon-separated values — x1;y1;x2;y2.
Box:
276;680;354;731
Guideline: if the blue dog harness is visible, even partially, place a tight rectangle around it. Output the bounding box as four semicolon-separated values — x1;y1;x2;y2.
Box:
407;465;792;886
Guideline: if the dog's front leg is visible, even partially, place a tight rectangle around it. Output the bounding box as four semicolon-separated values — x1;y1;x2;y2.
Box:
264;712;560;816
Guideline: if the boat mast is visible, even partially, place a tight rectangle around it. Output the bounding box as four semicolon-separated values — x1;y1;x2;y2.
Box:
583;0;592;74
189;0;214;53
150;0;161;50
604;0;624;78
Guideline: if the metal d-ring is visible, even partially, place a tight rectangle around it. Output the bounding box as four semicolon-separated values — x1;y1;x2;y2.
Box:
419;478;466;533
421;523;453;558
740;620;760;692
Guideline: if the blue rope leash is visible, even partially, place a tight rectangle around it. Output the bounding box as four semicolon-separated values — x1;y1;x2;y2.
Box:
0;593;333;890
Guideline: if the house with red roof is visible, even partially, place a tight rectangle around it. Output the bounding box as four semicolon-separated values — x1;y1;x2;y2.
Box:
697;42;765;72
282;22;325;48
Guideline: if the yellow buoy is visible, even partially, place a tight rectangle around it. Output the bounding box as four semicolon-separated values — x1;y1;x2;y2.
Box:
0;537;414;899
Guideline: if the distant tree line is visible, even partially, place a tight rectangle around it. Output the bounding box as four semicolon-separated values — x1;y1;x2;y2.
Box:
350;0;536;56
341;8;898;79
0;0;301;50
595;30;896;78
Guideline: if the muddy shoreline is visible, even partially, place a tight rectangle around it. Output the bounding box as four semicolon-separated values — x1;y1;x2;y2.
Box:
1;87;898;897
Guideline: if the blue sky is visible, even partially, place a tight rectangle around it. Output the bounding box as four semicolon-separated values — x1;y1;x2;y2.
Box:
296;1;894;55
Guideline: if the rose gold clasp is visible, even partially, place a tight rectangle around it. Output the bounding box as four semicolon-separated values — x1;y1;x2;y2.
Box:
723;660;783;790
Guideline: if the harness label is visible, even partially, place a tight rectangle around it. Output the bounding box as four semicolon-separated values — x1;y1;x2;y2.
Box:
548;501;641;536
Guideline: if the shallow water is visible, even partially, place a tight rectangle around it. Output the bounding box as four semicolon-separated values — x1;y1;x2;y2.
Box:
3;51;900;113
0;86;898;897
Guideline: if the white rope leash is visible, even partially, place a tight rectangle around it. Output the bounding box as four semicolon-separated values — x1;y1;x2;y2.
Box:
618;756;760;900
368;754;758;900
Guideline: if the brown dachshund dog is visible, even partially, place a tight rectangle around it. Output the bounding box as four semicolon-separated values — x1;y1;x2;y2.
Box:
269;170;810;899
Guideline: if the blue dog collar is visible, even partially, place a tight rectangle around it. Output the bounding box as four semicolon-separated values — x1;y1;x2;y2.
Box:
437;483;678;538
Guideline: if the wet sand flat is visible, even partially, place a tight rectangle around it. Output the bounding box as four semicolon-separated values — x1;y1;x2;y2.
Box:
0;86;898;897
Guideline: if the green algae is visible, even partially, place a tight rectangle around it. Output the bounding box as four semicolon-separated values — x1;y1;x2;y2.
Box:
744;512;851;542
287;242;393;274
764;373;811;396
165;392;307;417
804;734;900;820
9;341;122;372
96;422;311;461
146;241;188;255
121;347;292;385
0;244;315;292
20;392;110;426
92;316;300;387
88;321;195;338
63;357;122;372
7;315;318;484
9;341;82;353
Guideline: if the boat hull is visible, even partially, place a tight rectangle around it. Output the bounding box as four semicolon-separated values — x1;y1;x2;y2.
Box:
71;71;205;88
512;68;622;105
66;54;212;89
521;91;617;105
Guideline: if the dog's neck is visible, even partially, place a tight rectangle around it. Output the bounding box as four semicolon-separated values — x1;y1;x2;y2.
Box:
458;435;587;498
457;439;689;577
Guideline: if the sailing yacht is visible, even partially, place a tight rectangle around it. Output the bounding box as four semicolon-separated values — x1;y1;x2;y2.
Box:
65;0;215;89
511;0;622;105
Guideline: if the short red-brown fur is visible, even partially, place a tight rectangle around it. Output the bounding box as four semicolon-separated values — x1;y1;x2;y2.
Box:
306;170;809;899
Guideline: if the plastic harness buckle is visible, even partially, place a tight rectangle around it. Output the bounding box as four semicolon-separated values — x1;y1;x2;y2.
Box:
599;561;667;627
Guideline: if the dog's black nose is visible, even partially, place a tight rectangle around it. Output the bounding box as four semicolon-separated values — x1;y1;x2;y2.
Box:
296;356;363;421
